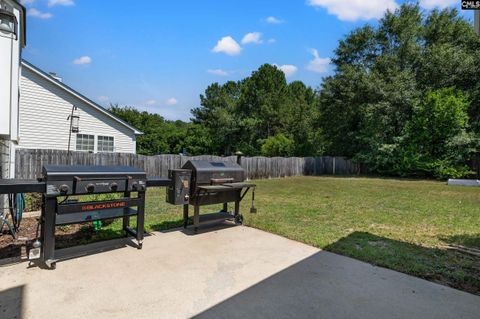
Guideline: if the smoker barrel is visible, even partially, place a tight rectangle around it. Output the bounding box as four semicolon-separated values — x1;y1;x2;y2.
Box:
167;160;256;232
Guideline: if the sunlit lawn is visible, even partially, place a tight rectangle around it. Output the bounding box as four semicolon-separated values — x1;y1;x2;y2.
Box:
65;176;480;294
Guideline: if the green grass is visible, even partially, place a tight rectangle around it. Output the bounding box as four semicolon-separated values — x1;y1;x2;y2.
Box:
58;176;480;294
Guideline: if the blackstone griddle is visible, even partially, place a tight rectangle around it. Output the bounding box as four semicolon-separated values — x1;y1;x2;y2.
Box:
0;165;170;269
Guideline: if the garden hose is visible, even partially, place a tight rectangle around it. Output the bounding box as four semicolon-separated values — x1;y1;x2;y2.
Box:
14;193;25;231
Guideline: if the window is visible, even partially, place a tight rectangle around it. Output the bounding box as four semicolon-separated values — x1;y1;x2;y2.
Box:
76;134;94;152
98;136;114;152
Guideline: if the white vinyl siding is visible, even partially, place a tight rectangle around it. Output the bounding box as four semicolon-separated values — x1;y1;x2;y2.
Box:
18;66;137;153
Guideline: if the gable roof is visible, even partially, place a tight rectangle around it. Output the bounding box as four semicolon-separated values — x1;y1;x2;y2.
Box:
21;60;143;135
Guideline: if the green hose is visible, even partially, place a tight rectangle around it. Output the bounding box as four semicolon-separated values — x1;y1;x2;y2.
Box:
14;193;25;231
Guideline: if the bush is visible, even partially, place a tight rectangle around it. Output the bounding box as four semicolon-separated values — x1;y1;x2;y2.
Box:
260;134;295;157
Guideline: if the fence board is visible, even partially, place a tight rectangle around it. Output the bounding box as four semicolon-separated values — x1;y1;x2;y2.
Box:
14;149;361;180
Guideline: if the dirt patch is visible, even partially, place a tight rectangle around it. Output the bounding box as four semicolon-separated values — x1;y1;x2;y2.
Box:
0;217;103;259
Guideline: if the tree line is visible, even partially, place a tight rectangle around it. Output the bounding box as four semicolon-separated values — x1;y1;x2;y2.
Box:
110;4;479;178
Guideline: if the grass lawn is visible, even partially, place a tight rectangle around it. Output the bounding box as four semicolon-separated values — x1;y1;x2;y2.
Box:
58;176;480;294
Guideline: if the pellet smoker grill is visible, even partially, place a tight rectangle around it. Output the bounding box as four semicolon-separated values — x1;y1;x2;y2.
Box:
167;160;256;232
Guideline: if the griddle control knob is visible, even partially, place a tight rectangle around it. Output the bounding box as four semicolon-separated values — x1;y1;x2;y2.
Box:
110;182;118;191
59;184;69;194
131;182;138;190
86;183;95;193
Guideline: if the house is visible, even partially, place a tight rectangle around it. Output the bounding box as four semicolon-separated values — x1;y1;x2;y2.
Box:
0;0;141;180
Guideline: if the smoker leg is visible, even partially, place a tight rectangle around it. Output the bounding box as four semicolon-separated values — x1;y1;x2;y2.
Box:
42;196;57;269
136;192;145;249
193;205;200;233
222;203;228;213
183;204;189;228
234;201;240;217
234;201;243;225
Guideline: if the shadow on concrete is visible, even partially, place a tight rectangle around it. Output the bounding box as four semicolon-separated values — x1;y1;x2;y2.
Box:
193;234;480;319
0;285;24;319
45;236;142;268
180;222;238;236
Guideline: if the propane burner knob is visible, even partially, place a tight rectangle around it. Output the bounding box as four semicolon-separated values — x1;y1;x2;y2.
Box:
131;182;138;190
86;184;95;193
110;182;118;191
59;184;69;194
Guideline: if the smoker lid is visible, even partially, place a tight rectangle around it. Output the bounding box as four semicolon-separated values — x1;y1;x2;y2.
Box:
182;160;243;172
42;165;146;180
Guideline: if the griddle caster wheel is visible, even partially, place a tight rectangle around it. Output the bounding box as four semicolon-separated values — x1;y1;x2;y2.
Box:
235;214;244;225
46;260;56;270
137;241;143;249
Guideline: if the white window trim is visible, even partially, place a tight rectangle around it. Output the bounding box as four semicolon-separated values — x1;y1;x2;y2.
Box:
97;135;115;153
75;133;95;152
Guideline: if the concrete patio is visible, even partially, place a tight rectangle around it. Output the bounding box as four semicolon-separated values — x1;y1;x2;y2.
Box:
0;225;478;319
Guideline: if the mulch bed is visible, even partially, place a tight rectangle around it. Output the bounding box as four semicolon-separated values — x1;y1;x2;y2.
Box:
0;217;99;260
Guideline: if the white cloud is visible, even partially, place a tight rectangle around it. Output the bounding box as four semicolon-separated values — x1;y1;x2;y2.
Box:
267;38;276;44
420;0;457;10
27;8;53;19
265;16;284;24
306;49;331;73
212;36;242;56
307;0;398;21
146;99;157;106
73;56;92;65
241;32;263;44
48;0;75;7
275;64;298;77
207;69;229;76
166;98;178;105
20;0;36;5
98;96;109;102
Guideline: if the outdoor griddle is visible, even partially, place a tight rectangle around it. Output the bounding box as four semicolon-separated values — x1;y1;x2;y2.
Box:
0;176;170;195
0;166;170;269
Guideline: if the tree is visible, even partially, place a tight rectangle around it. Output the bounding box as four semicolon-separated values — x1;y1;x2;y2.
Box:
109;105;210;155
317;3;480;177
192;64;321;156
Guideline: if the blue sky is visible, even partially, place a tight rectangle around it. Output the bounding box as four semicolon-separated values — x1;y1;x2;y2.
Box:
21;0;473;121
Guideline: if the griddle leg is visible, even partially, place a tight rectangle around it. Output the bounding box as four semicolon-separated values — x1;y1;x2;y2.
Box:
222;203;228;213
193;205;200;232
183;204;189;229
122;191;131;237
42;196;57;269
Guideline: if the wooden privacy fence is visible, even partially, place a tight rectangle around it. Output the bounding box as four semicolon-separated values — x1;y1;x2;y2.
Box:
14;149;361;180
